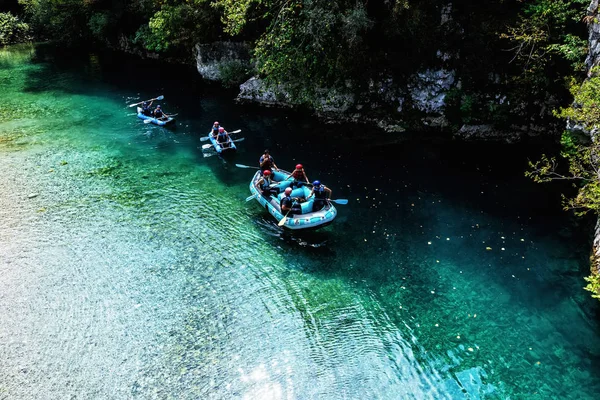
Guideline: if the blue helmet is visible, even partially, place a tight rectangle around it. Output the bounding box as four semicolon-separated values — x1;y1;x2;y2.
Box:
156;105;161;108
312;180;321;186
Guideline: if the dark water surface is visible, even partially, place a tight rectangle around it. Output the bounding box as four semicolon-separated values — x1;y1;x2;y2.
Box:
1;43;599;399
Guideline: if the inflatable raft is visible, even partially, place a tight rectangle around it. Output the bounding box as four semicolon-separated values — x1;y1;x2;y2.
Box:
136;107;175;126
248;169;337;230
206;132;237;154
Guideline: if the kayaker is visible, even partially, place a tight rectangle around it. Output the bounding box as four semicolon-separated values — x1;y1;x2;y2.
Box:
280;187;303;216
287;164;310;189
257;170;279;197
216;127;232;148
211;121;220;138
141;100;153;116
307;180;332;211
259;149;279;175
153;104;165;119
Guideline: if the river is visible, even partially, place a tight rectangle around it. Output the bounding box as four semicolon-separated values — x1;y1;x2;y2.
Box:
1;43;599;399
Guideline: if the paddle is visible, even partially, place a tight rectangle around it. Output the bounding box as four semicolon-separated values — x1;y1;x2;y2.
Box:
329;199;348;205
200;129;242;141
278;210;292;227
201;138;245;150
128;95;163;108
235;164;260;169
245;194;255;202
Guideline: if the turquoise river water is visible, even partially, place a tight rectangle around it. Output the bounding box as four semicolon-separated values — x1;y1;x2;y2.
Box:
1;43;600;399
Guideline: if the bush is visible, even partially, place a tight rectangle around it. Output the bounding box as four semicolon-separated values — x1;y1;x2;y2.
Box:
0;12;31;45
218;60;252;88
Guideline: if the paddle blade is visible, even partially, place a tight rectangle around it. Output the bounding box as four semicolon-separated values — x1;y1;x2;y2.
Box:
201;144;213;150
144;119;153;124
230;129;242;134
278;216;287;227
235;164;256;169
245;195;255;202
331;199;348;205
156;95;164;100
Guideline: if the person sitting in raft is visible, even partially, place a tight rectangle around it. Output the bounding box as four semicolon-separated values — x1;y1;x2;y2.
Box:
280;187;303;217
216;127;232;148
307;180;332;211
256;170;279;197
211;121;220;138
259;149;279;175
141;100;153;116
153;104;166;120
286;164;310;189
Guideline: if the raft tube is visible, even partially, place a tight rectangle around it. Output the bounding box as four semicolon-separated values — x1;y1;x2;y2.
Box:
248;169;337;230
136;107;175;126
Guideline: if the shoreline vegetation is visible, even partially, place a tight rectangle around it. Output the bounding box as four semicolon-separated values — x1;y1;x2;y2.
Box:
2;0;600;300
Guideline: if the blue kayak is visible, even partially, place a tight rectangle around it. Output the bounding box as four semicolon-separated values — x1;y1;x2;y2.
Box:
248;169;337;230
136;107;175;126
206;132;237;153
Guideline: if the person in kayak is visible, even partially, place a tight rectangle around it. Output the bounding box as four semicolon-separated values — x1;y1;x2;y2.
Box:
307;180;332;211
280;187;303;216
211;121;220;138
259;149;279;175
287;164;310;188
257;170;279;197
216;127;232;148
141;100;153;116
153;104;165;119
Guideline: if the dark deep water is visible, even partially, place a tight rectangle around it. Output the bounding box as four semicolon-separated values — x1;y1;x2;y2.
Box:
1;43;599;399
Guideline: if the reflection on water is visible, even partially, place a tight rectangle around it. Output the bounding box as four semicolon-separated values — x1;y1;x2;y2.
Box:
0;43;599;399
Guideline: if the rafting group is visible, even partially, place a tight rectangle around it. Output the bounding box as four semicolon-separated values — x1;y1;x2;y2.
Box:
244;150;347;230
127;95;346;230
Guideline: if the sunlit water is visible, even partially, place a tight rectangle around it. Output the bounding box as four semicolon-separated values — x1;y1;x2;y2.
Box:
1;43;599;399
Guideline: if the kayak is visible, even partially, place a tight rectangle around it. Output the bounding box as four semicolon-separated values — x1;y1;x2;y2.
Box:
207;132;237;153
136;107;175;126
248;169;337;230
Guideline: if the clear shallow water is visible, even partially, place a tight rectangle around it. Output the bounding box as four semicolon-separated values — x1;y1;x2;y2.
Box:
1;43;599;399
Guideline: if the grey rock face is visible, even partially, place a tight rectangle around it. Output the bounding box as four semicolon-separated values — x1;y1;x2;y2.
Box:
195;42;251;81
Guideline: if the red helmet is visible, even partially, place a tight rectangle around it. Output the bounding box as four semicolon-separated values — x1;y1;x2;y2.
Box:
218;127;225;132
214;121;219;125
296;164;303;169
263;170;271;176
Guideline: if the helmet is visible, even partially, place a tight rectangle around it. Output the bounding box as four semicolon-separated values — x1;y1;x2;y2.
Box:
214;121;219;125
296;164;303;170
264;149;270;154
263;170;271;176
312;180;321;186
284;187;292;194
218;127;225;132
156;105;161;108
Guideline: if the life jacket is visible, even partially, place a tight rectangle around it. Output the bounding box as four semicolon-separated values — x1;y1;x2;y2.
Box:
261;177;272;190
292;169;304;180
313;185;326;199
154;109;163;118
260;155;273;169
280;195;292;210
217;131;228;141
212;126;219;136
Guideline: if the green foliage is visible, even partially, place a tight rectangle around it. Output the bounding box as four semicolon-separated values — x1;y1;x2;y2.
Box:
217;59;252;88
216;0;373;102
18;0;92;45
0;12;31;45
584;269;600;299
134;1;220;53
